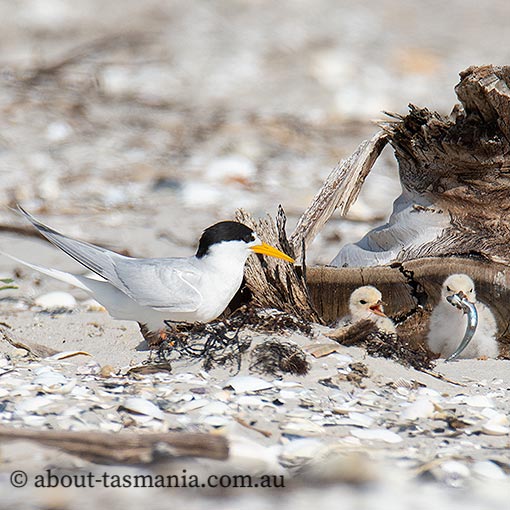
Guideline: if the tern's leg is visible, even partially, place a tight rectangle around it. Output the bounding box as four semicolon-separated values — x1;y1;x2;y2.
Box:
138;322;168;350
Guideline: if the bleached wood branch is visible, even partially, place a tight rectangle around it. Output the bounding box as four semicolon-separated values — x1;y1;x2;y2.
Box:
0;426;228;464
289;130;388;259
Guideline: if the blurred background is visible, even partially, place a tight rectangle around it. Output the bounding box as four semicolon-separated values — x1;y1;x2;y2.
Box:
1;0;510;265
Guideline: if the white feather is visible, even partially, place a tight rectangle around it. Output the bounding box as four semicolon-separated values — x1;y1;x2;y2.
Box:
427;274;499;359
338;285;396;334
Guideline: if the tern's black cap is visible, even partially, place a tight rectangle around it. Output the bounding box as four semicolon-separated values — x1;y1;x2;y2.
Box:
196;221;256;258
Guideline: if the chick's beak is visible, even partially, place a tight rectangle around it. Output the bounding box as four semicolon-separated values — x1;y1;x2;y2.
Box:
369;301;387;317
250;243;295;263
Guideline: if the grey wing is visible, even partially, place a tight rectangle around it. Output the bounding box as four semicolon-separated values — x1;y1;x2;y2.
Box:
18;206;202;312
112;258;203;312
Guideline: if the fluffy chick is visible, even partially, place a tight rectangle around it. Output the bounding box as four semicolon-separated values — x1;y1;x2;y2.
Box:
427;274;499;359
347;285;396;334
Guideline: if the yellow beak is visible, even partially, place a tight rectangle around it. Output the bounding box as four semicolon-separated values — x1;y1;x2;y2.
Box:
250;242;295;263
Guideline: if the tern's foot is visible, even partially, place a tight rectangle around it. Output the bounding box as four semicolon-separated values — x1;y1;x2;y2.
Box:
477;355;488;360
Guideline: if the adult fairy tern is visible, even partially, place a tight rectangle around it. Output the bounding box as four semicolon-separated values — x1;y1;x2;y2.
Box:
2;207;294;337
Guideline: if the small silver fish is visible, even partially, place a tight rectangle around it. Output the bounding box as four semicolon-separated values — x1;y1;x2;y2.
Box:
445;293;479;361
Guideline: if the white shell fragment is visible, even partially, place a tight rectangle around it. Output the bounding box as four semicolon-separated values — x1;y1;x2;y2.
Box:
350;428;403;444
281;419;325;436
236;395;274;409
203;415;231;427
15;396;55;414
441;460;470;478
347;412;374;428
227;435;282;474
280;438;324;462
176;399;210;413
120;398;165;420
226;376;274;393
32;369;76;395
400;398;435;421
199;401;230;415
481;421;510;436
464;395;494;408
472;461;508;480
34;291;77;310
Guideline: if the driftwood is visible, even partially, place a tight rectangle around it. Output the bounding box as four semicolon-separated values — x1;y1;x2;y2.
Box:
0;325;91;359
0;427;228;465
289;130;388;259
236;65;510;359
235;207;320;322
233;133;390;322
333;65;510;267
307;257;510;355
4;65;510;357
1;326;60;358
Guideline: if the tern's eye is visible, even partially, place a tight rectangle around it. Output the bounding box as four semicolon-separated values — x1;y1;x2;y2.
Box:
359;299;367;305
468;288;473;293
446;286;452;292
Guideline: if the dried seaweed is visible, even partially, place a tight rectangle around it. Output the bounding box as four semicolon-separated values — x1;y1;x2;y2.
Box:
250;340;310;376
152;306;313;373
235;306;313;336
365;331;435;371
321;362;369;388
326;319;379;345
346;362;369;383
158;321;252;373
328;320;435;370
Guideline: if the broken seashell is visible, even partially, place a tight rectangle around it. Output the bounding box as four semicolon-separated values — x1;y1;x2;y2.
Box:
176;399;210;414
199;402;230;415
35;291;77;310
281;419;325;436
464;395;494;408
400;398;435;421
226;376;274;393
441;460;470;478
481;421;510;436
350;428;402;443
472;460;507;480
227;435;283;474
14;396;55;414
347;412;374;428
279;438;324;461
120;397;165;420
33;372;76;395
203;415;231;427
236;396;274;409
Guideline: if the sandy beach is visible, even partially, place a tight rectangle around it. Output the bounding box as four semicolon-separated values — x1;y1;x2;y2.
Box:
0;1;509;508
